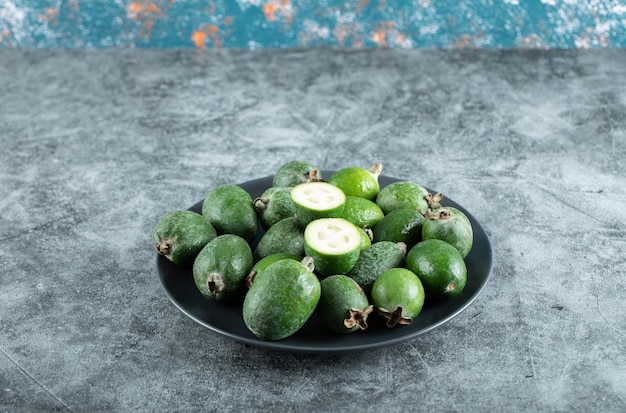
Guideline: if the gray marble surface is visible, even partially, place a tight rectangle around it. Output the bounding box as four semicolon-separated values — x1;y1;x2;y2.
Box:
1;48;625;412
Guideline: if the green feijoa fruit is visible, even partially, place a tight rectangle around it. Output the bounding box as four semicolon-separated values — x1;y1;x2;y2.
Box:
356;227;372;252
245;252;302;288
422;207;474;258
253;186;296;230
405;239;467;301
290;182;346;227
193;234;253;302
347;241;407;296
340;196;385;229
254;217;305;261
303;218;363;276
327;162;383;201
373;208;425;249
318;275;374;333
152;210;217;266
371;268;425;328
273;160;323;187
376;181;430;215
243;257;321;341
202;184;258;242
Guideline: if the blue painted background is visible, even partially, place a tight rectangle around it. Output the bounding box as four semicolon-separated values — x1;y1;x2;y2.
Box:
1;1;625;48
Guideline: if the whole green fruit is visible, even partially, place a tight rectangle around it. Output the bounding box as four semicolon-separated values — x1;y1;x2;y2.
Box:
152;210;217;266
422;207;473;258
371;268;425;328
243;258;321;341
318;275;373;334
193;234;253;302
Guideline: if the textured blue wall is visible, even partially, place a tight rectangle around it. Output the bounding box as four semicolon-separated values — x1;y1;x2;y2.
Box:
1;1;625;48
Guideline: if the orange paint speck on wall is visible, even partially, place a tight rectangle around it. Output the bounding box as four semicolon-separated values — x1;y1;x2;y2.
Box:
127;1;162;20
262;3;277;22
262;0;293;23
191;24;223;48
191;30;207;48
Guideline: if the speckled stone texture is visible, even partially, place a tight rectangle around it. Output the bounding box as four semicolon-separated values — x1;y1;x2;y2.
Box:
2;1;626;48
1;48;625;412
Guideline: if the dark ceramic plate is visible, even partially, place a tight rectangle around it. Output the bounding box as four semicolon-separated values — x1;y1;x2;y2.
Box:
157;172;493;354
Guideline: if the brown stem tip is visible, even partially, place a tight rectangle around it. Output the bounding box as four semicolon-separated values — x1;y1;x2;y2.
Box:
308;168;323;182
253;197;268;212
344;305;374;331
206;273;225;293
368;162;383;179
396;241;408;255
244;270;257;289
301;256;315;273
426;192;443;210
156;240;173;258
378;306;413;328
425;208;454;220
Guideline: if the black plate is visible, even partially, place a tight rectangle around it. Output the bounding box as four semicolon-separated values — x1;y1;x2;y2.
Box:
157;172;493;354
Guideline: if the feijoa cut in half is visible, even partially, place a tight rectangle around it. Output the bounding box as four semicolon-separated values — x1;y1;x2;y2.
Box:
193;234;253;302
303;218;363;276
291;181;346;227
318;275;374;334
405;239;467;301
152;210;217;266
243;257;321;341
371;268;425;328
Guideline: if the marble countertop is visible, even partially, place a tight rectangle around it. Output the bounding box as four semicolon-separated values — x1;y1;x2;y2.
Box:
1;48;625;412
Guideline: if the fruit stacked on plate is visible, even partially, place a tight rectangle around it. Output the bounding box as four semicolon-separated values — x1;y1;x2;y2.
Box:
152;161;473;341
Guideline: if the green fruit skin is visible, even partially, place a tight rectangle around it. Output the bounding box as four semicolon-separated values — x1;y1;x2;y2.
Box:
250;252;302;276
273;160;322;187
347;241;406;296
340;196;385;229
373;208;425;249
254;186;296;230
327;167;380;200
152;210;217;266
356;227;372;252
243;259;321;341
193;234;253;301
303;246;360;276
371;268;425;321
376;181;430;215
248;252;302;286
405;239;467;301
254;217;305;261
422;207;474;258
318;275;371;334
202;184;258;242
294;203;345;228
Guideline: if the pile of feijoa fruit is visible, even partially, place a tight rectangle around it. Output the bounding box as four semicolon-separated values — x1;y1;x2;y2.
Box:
152;160;473;341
